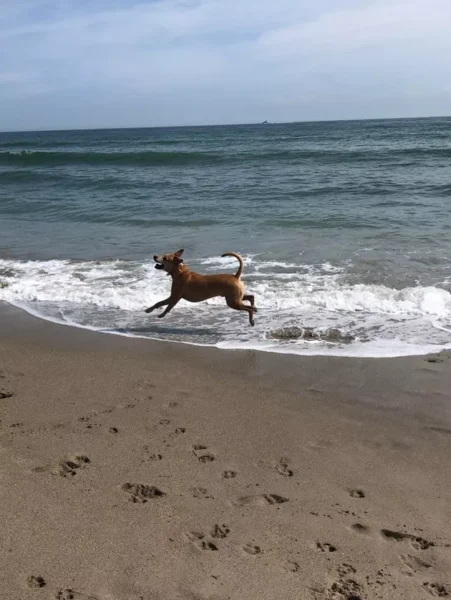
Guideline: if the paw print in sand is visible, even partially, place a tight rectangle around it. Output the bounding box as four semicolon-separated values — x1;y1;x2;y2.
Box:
58;455;90;478
122;483;165;503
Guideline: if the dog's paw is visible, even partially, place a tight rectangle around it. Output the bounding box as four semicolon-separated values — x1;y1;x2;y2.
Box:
158;313;166;319
145;307;153;313
253;306;258;313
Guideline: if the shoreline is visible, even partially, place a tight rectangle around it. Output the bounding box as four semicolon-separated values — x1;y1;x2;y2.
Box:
3;299;451;359
1;300;451;425
1;303;451;599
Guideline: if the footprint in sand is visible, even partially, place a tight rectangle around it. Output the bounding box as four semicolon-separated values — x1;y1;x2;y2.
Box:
58;455;91;478
192;444;215;463
163;401;178;409
143;446;163;461
316;542;337;553
284;560;300;573
351;523;370;534
308;564;363;600
242;543;262;555
27;575;46;588
0;387;13;399
190;487;213;499
55;590;100;600
142;445;163;461
425;352;450;364
122;483;165;503
122;402;136;409
210;524;230;539
328;578;363;600
307;439;333;452
349;489;365;498
186;532;218;551
222;470;237;479
426;427;451;436
77;412;98;423
276;457;294;477
381;529;434;550
422;582;450;597
233;493;289;507
149;453;163;461
400;553;431;574
337;564;357;577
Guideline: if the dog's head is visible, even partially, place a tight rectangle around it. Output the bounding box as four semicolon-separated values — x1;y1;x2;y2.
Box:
153;249;184;275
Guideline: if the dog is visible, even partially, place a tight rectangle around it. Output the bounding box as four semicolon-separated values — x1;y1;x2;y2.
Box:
145;249;257;326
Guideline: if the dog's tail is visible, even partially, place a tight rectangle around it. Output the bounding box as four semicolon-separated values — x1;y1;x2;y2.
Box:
221;252;244;279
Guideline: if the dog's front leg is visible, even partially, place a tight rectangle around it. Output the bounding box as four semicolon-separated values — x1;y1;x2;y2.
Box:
145;297;171;313
158;292;183;318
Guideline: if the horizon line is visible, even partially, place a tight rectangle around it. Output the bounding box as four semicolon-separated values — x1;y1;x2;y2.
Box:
1;114;450;135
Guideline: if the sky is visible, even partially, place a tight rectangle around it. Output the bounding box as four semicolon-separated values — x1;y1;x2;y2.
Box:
1;0;451;131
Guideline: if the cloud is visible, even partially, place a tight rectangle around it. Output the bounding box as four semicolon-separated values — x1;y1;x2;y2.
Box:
1;0;450;130
260;1;450;52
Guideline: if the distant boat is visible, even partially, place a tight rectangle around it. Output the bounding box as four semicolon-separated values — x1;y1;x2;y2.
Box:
261;120;270;125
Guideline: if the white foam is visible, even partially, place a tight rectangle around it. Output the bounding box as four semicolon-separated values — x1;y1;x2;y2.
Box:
1;257;450;357
0;259;164;311
215;338;451;358
253;260;299;270
198;253;257;267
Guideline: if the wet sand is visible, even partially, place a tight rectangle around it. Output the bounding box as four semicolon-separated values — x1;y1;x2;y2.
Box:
1;303;451;600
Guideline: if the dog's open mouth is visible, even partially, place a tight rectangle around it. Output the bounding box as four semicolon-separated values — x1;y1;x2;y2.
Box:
154;263;164;270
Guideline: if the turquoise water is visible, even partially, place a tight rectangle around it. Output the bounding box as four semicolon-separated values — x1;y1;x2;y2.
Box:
1;118;451;355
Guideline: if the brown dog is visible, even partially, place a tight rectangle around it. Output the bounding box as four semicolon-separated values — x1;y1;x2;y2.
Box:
145;249;257;326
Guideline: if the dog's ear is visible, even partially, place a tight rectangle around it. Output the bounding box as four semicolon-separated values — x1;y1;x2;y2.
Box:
174;249;184;258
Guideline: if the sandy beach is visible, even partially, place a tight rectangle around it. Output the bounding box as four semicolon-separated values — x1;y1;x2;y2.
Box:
1;303;451;600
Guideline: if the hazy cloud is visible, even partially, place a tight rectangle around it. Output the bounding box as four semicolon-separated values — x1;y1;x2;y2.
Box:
1;0;450;130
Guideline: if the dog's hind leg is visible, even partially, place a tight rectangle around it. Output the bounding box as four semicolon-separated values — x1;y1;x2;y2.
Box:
243;294;257;312
226;296;256;326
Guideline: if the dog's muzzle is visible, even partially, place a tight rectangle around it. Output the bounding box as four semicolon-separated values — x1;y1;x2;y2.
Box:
154;256;165;270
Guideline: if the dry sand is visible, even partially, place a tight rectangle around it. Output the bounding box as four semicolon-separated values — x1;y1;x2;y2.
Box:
1;303;451;600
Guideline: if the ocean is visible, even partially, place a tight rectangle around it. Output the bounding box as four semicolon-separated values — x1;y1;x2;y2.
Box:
1;118;450;356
